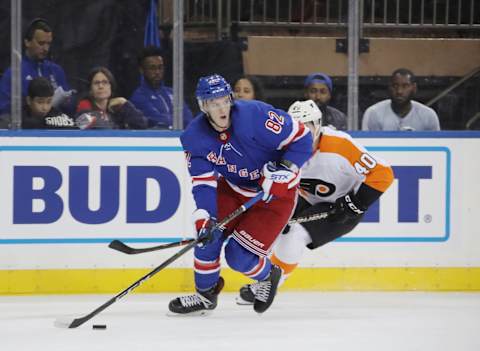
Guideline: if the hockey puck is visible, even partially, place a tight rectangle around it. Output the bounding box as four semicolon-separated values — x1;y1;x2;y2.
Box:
92;324;107;330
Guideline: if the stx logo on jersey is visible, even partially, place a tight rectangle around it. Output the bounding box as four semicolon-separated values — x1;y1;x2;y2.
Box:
271;173;291;182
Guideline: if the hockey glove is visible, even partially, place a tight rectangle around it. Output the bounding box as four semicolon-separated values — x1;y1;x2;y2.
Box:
193;209;223;247
329;191;367;223
260;161;299;202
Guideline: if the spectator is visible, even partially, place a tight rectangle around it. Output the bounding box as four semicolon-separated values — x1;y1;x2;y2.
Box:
76;66;148;129
0;18;75;115
233;75;266;101
130;46;193;129
304;72;347;130
23;77;76;129
362;68;441;131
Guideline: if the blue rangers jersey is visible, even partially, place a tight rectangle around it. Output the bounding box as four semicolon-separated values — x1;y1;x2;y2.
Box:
181;99;312;218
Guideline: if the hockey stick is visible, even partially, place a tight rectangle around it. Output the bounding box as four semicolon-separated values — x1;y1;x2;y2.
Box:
289;210;329;224
108;239;195;255
54;192;264;329
109;210;330;255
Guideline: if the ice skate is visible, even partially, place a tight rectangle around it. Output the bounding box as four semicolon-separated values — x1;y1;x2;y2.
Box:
251;265;282;313
236;284;256;305
168;277;224;316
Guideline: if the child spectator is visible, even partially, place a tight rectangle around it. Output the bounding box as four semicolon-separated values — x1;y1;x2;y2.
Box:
23;77;76;129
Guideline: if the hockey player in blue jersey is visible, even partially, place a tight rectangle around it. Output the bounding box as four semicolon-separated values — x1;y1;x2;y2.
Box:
168;74;312;315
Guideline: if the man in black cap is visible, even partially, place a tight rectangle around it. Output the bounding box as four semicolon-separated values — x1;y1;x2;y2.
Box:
304;72;347;130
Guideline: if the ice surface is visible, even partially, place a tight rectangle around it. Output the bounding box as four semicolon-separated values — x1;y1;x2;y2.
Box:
2;292;480;351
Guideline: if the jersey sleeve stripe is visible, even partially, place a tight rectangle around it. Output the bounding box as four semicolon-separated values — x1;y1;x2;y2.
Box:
191;171;215;180
363;165;394;192
277;120;307;150
192;179;217;188
277;120;299;150
192;172;217;188
320;133;394;193
192;175;216;181
192;170;217;186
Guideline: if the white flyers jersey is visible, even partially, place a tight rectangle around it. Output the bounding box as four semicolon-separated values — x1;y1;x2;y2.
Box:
299;127;393;205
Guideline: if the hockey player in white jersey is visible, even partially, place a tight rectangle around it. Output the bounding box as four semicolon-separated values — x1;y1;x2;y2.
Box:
238;100;394;304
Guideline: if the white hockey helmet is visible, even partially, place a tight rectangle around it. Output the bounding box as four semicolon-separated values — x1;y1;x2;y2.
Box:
288;100;323;140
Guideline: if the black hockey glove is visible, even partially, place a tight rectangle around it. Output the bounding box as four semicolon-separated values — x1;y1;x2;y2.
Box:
328;191;367;223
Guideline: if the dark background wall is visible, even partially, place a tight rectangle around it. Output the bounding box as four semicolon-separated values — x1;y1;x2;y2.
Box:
0;0;477;129
0;0;149;97
0;0;244;115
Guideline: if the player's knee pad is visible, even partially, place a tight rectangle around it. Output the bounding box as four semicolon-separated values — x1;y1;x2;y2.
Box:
224;239;258;272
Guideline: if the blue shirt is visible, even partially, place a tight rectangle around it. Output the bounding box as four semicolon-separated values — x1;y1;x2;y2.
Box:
181;99;313;217
130;79;193;129
0;56;70;114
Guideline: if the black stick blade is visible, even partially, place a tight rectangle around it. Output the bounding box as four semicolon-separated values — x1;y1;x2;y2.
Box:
108;239;196;255
108;240;135;254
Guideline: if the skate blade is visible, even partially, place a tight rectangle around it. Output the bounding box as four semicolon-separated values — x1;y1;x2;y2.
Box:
166;310;213;317
235;296;254;306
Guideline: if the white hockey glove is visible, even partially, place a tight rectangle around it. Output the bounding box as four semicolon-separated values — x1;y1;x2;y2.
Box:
259;161;299;202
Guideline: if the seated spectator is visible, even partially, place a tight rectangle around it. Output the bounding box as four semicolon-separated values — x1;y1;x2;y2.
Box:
76;66;148;129
23;77;76;129
233;75;266;101
362;68;440;131
130;46;193;129
0;18;75;115
304;72;347;130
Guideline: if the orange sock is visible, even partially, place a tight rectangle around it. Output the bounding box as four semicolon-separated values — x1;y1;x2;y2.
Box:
271;253;298;276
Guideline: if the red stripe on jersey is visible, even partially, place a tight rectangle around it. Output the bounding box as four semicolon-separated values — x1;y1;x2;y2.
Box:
192;175;216;182
282;122;307;150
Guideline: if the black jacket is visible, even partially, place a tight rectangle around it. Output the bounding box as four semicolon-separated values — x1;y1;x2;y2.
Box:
22;106;77;129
